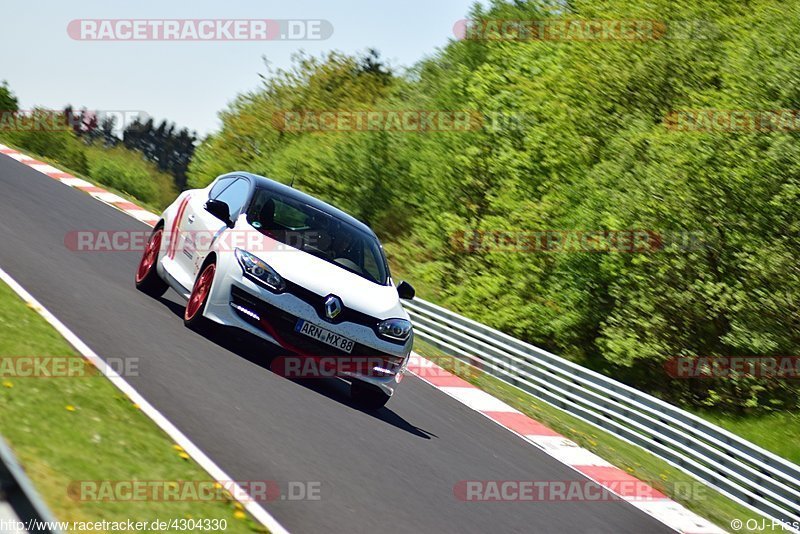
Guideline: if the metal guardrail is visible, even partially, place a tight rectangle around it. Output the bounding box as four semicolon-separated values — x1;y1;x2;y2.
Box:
0;436;61;533
403;297;800;526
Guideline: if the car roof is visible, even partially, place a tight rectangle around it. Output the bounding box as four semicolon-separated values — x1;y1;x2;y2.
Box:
224;172;377;238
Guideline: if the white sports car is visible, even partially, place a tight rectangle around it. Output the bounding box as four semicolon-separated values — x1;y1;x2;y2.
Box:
135;172;415;409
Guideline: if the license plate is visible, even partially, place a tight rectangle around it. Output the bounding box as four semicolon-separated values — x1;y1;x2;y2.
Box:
295;319;355;354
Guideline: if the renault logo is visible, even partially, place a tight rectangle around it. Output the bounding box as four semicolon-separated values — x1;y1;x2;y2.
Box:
324;295;343;319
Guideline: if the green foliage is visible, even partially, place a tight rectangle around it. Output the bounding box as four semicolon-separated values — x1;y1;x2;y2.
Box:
122;116;196;190
0;105;175;208
2;112;90;176
85;144;176;207
0;80;18;111
188;2;800;413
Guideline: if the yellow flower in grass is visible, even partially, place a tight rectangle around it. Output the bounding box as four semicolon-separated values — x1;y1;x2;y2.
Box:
173;444;184;452
178;452;190;460
65;405;76;411
2;381;13;388
234;502;244;511
233;510;246;520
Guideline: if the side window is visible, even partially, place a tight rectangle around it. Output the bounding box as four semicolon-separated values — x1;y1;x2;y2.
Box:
363;247;380;282
209;177;235;199
214;178;251;220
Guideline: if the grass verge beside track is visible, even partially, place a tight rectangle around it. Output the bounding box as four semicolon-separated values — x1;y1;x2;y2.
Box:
413;338;766;533
0;279;267;533
691;411;800;466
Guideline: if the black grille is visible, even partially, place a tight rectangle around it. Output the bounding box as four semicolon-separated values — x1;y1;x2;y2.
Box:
283;279;382;329
231;286;401;363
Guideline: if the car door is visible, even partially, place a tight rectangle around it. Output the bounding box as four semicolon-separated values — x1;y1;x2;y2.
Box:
178;176;253;282
169;175;235;288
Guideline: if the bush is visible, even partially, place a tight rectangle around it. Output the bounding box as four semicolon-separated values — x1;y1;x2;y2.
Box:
89;157;158;204
7;128;69;160
62;141;89;175
0;109;89;175
85;144;176;208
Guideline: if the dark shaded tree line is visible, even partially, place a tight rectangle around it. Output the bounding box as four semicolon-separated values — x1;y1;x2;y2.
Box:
63;105;196;191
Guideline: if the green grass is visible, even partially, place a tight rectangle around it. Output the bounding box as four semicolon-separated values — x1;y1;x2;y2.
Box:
0;280;267;533
691;410;800;465
413;338;768;533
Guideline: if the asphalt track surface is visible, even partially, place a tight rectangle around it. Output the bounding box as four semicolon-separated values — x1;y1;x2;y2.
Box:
0;155;676;533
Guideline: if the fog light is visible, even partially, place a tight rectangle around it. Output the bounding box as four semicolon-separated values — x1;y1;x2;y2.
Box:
230;302;260;321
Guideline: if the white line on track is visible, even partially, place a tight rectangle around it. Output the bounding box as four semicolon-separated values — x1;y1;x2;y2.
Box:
0;266;290;534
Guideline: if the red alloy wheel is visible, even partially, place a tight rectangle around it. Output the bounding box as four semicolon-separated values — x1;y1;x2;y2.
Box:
185;263;215;321
136;229;162;283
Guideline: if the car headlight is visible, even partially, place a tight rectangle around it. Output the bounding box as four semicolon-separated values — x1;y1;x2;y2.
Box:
378;318;413;341
235;248;285;292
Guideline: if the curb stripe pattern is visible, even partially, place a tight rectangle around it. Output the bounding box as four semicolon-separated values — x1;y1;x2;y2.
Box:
0;143;725;534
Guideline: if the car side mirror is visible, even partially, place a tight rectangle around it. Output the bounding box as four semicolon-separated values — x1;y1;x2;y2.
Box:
205;199;234;228
397;280;415;300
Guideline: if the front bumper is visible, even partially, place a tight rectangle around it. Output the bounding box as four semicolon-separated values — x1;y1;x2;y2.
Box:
202;253;412;396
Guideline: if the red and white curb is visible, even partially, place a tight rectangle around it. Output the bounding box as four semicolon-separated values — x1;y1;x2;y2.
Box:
0;144;160;226
406;356;725;533
0;143;724;534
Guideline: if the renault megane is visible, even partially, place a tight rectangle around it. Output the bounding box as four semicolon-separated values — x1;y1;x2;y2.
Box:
135;172;415;409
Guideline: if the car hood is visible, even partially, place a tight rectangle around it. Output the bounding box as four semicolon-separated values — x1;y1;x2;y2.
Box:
232;225;407;320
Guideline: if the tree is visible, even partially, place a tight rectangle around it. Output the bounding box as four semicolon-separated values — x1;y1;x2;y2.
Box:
186;1;800;413
0;81;17;112
123;116;196;191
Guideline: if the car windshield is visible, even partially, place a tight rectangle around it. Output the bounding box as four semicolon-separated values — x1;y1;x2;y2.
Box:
246;187;390;285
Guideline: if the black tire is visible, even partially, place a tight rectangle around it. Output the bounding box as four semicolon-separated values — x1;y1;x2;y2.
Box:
351;381;391;410
135;227;169;297
184;262;216;332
